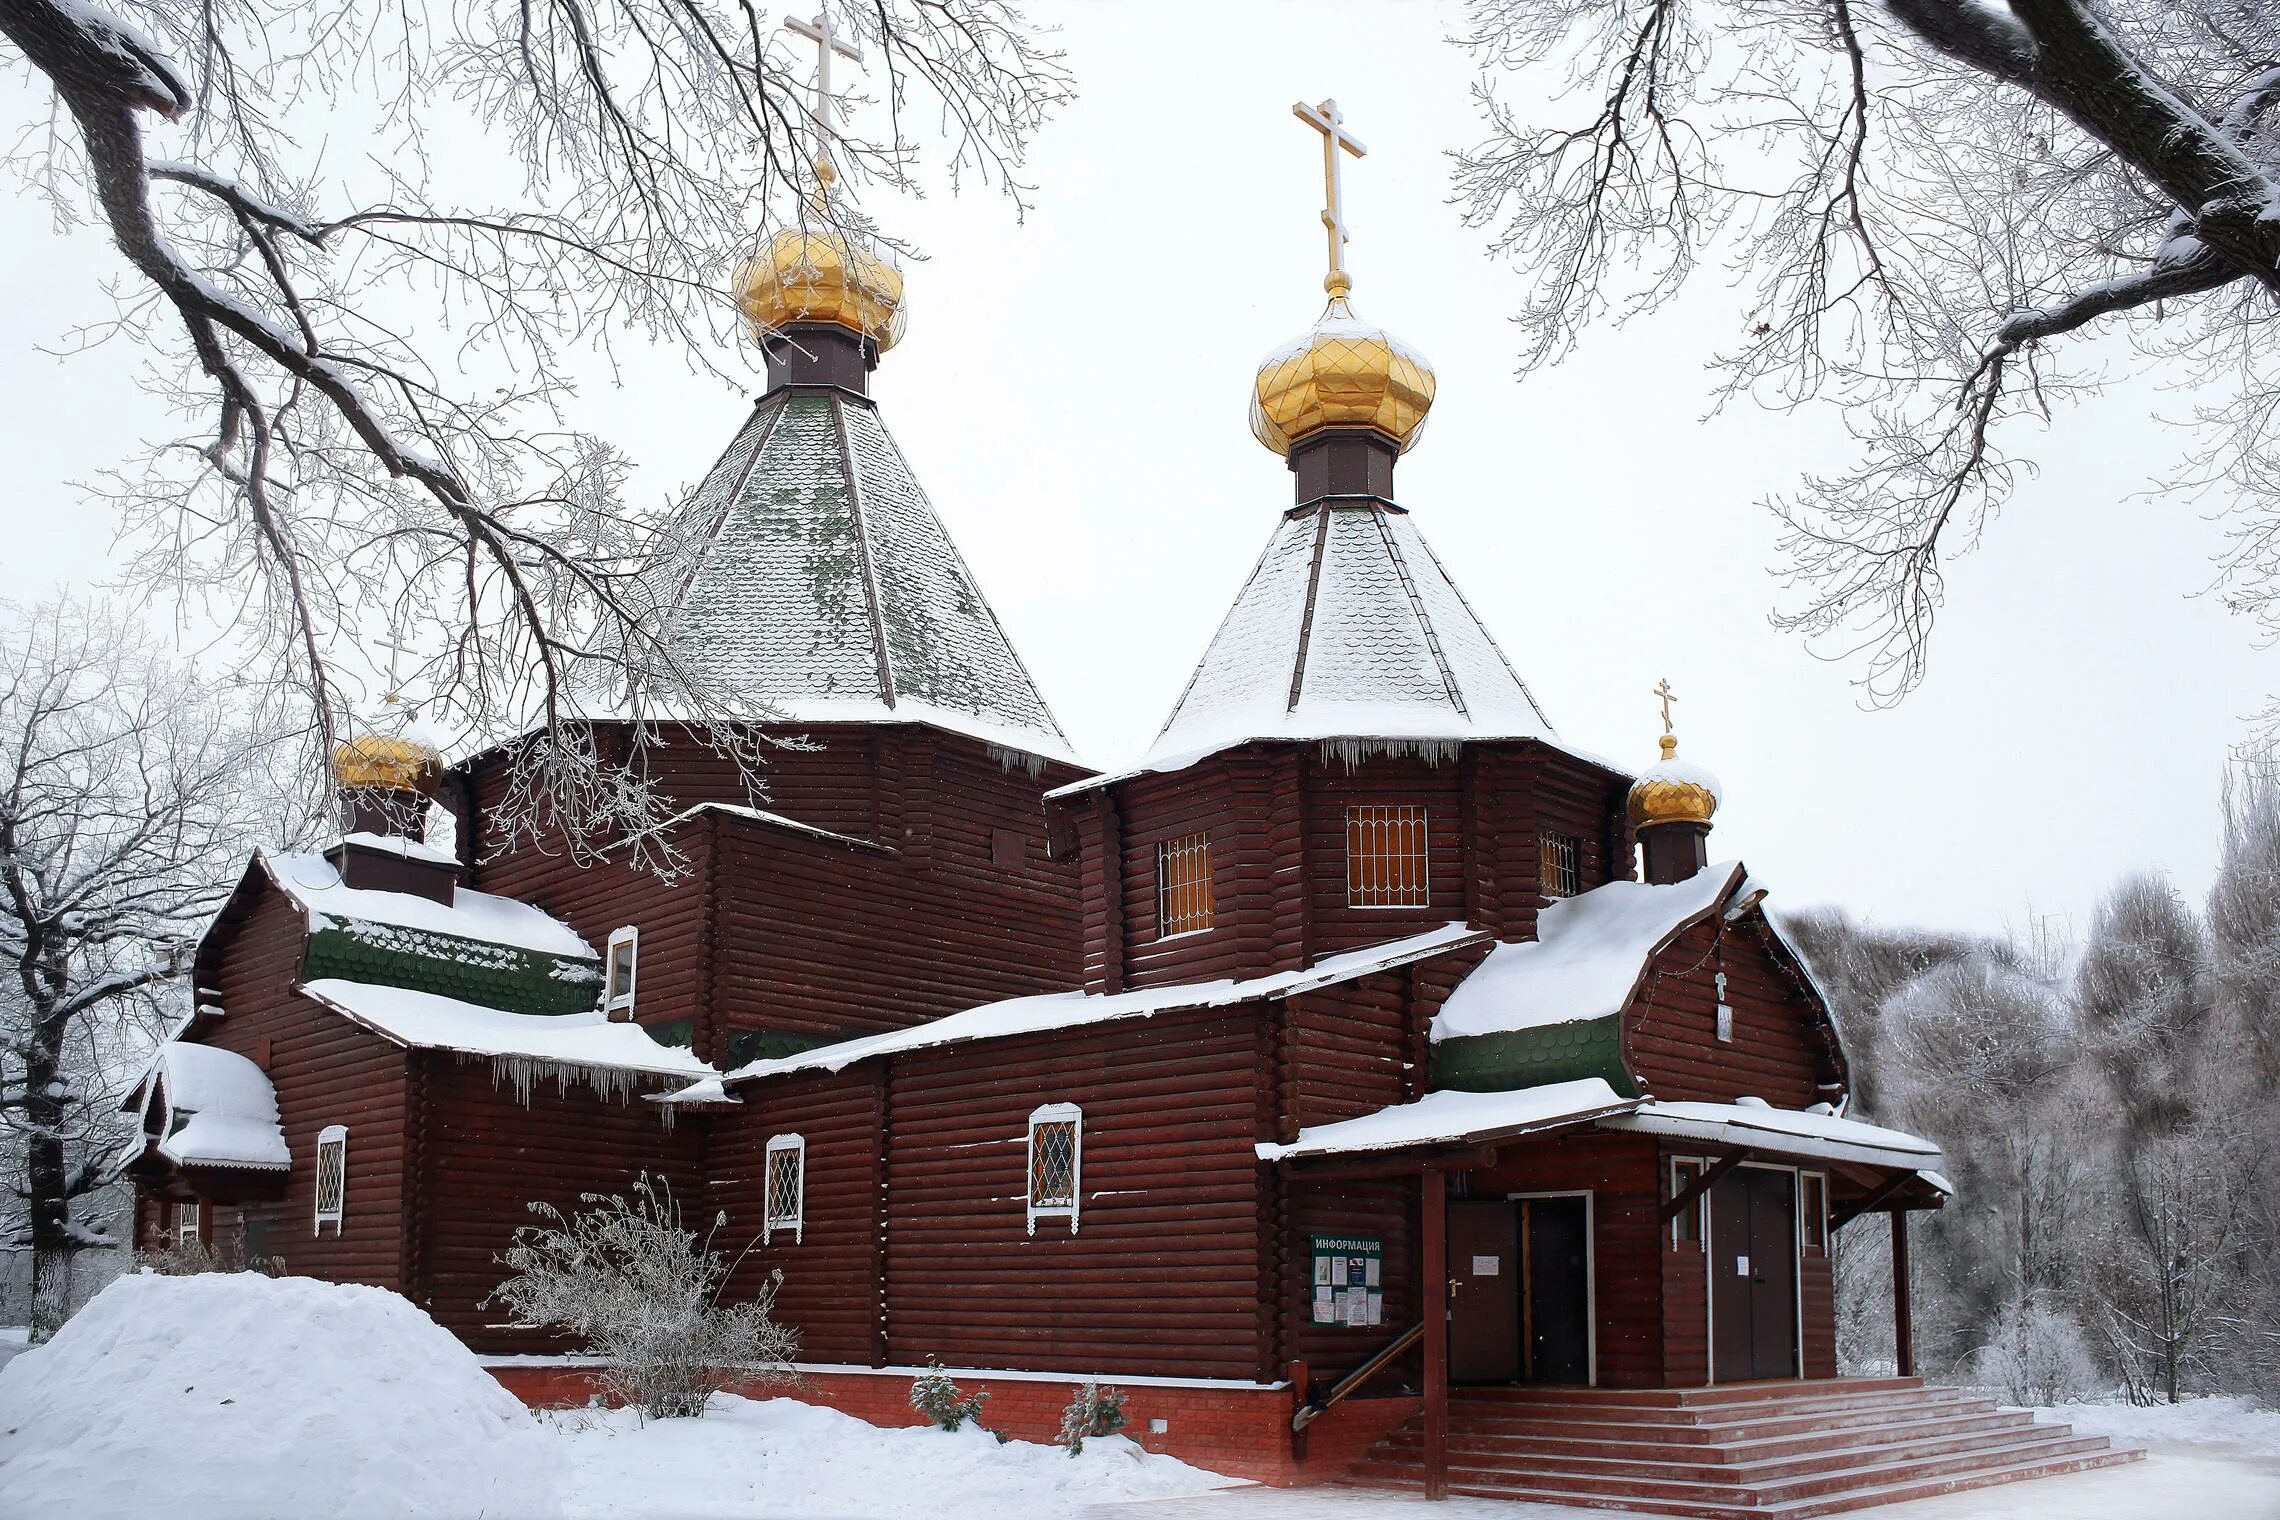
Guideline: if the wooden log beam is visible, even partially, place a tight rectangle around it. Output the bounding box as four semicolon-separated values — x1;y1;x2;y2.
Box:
1661;1150;1751;1224
1421;1168;1449;1502
1891;1209;1915;1379
1283;1145;1498;1182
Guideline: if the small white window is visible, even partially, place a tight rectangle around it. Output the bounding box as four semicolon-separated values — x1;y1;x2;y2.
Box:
604;927;638;1020
1026;1103;1082;1236
314;1125;348;1236
764;1134;806;1245
1669;1157;1706;1252
1801;1172;1828;1256
176;1198;201;1249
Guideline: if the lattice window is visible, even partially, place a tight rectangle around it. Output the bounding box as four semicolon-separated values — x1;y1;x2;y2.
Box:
1026;1103;1082;1235
1346;805;1430;908
765;1134;806;1245
604;926;638;1020
176;1198;201;1249
1801;1172;1828;1255
1540;832;1582;899
314;1125;348;1237
1669;1157;1705;1252
1156;833;1213;937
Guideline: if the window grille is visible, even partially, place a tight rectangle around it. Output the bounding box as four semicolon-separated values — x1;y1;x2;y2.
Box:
1669;1157;1705;1251
176;1199;201;1249
314;1125;348;1237
604;927;638;1019
1026;1103;1082;1235
764;1134;806;1245
1540;833;1582;899
1346;805;1430;908
1801;1172;1828;1255
1156;833;1213;937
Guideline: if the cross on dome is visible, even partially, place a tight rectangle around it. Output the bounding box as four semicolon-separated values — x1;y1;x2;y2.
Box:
784;9;864;195
1293;98;1367;297
1654;677;1678;735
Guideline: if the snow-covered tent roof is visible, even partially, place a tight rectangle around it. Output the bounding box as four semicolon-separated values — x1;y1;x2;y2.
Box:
258;849;591;960
301;980;716;1094
1432;862;1749;1042
714;922;1489;1086
1605;1097;1948;1178
639;390;1076;767
135;1042;290;1172
1256;1078;1637;1162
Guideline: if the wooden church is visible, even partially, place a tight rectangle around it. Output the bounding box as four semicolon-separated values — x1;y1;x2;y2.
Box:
116;78;2141;1516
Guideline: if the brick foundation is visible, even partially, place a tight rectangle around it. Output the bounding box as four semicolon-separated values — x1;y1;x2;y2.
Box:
485;1362;1416;1485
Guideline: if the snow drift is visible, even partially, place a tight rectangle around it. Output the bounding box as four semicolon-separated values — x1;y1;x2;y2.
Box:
0;1272;564;1520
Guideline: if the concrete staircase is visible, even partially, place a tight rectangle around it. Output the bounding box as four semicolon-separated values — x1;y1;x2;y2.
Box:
1345;1378;2142;1517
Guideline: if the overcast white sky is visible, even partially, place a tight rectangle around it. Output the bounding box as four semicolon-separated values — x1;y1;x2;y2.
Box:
2;0;2273;942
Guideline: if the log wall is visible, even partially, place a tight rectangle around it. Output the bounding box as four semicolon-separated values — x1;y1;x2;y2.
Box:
1626;920;1830;1108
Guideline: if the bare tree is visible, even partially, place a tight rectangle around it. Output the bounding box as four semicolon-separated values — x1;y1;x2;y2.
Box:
0;600;280;1340
1455;0;2280;707
0;0;1072;859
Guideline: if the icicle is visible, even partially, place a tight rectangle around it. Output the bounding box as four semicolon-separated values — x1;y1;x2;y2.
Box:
986;743;1048;779
1317;737;1463;772
477;1052;638;1107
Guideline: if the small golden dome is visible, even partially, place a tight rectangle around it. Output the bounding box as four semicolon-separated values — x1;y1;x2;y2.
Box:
332;733;444;796
1250;296;1436;456
733;222;907;353
1628;734;1722;830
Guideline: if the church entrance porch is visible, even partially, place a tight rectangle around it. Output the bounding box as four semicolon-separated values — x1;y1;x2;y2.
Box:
1708;1164;1800;1384
1448;1195;1593;1386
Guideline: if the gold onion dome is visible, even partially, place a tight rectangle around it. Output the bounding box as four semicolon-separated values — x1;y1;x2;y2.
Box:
1628;733;1722;830
331;732;444;797
1250;285;1436;456
733;188;907;353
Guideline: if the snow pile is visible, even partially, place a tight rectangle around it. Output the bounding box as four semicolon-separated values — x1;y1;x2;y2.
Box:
1433;863;1744;1040
548;1394;1231;1519
0;1273;564;1520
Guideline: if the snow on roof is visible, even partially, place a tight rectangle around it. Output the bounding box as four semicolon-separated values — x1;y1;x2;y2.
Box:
336;831;461;868
1256;1078;1636;1161
1605;1098;1945;1174
301;979;715;1082
153;1042;289;1170
639;392;1077;766
717;923;1490;1085
1431;863;1746;1042
618;800;888;856
260;848;590;959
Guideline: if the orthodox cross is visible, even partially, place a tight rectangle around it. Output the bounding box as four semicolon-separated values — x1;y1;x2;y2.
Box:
1654;677;1677;735
784;10;863;182
1292;98;1367;295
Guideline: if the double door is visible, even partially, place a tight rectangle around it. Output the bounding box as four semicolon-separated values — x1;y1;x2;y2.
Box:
1447;1195;1592;1385
1709;1166;1799;1382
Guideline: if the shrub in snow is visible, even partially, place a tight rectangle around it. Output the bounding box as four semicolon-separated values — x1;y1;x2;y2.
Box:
0;1272;562;1519
486;1173;795;1419
910;1358;991;1432
1056;1378;1129;1455
136;1230;285;1278
1973;1299;2102;1406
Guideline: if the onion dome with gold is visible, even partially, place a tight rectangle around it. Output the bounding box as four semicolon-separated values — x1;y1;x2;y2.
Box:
331;731;444;798
1627;732;1722;831
733;182;908;354
1250;276;1436;456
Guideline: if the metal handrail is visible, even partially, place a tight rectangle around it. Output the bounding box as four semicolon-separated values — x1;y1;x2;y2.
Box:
1290;1321;1424;1431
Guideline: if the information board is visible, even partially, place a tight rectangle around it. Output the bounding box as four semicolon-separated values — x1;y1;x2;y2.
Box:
1310;1234;1384;1327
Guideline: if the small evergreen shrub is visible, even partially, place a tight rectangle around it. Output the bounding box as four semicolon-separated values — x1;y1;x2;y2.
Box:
1055;1379;1129;1455
910;1359;990;1432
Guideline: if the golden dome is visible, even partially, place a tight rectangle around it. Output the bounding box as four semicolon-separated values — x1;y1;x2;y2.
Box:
1250;294;1436;456
1627;734;1722;830
733;219;907;353
332;733;444;796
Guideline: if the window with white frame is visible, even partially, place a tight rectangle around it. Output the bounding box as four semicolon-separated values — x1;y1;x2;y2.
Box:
1346;805;1430;908
1801;1172;1828;1256
764;1134;806;1244
1026;1103;1082;1235
1156;833;1213;937
314;1125;348;1236
176;1198;201;1249
1669;1157;1706;1251
604;926;639;1020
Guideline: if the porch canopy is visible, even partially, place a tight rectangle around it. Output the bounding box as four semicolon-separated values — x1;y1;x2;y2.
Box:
113;1041;291;1181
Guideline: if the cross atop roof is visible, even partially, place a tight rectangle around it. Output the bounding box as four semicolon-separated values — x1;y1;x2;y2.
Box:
1654;677;1678;735
784;9;863;189
1292;98;1367;297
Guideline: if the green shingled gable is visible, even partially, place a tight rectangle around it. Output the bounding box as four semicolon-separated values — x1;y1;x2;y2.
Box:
301;915;600;1016
1430;1014;1638;1097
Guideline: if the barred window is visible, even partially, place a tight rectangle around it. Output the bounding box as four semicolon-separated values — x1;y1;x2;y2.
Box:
604;926;638;1020
1669;1157;1705;1252
1026;1103;1082;1235
1540;833;1582;899
1346;806;1430;908
176;1198;201;1249
764;1134;805;1245
314;1125;348;1237
1801;1172;1828;1256
1156;833;1213;937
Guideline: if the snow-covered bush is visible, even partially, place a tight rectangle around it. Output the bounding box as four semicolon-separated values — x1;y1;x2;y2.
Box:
910;1359;991;1432
486;1173;795;1419
1056;1379;1129;1455
1973;1300;2101;1406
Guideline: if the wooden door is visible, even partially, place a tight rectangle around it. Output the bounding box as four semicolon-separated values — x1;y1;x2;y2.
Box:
1711;1168;1800;1381
1447;1200;1519;1384
1520;1196;1592;1384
